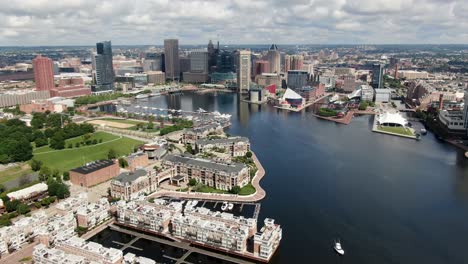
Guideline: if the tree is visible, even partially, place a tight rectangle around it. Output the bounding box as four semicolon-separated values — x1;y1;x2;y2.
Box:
30;159;43;171
50;132;65;150
52;169;60;179
34;137;48;147
147;121;154;130
75;142;80;148
47;179;70;199
39;166;51;181
245;151;252;158
186;144;194;154
68;143;73;148
108;148;117;159
63;171;70;181
9;139;33;162
118;158;128;168
17;203;30;215
5;200;20;212
0;184;5;193
31;113;47;129
188;178;197;186
230;186;241;194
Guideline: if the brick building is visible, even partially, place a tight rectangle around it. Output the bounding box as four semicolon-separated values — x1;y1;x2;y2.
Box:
50;77;92;98
70;160;120;187
126;152;149;172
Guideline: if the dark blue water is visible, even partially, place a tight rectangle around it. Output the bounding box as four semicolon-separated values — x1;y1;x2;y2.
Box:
123;92;468;263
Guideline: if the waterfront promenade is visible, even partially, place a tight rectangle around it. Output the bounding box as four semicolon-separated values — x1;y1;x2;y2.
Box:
148;152;266;202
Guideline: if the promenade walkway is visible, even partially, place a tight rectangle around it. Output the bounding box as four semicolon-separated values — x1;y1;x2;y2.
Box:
148;152;266;202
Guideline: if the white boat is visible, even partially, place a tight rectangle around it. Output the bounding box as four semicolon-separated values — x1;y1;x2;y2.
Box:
197;108;207;113
334;240;345;255
221;202;228;211
192;200;199;207
228;203;234;210
420;128;427;135
136;94;150;99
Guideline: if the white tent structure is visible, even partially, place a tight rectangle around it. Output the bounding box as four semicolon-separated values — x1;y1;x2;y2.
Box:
281;88;304;107
377;112;408;127
282;88;302;101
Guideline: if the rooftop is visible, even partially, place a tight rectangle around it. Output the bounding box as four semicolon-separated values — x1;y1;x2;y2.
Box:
196;136;249;145
164;154;247;174
113;169;147;184
70;160;115;174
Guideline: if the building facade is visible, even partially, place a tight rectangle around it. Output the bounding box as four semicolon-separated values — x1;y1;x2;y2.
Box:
163;154;250;190
287;70;308;90
266;44;280;74
93;41;115;92
371;63;384;89
70;160;120;188
164;39;180;80
33;55;55;92
237;50;251;93
195;137;250;157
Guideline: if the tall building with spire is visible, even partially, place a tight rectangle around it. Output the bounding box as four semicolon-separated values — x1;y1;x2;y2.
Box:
164;39;180;80
267;44;280;74
93;41;114;92
32;55;55;91
237;50;251;93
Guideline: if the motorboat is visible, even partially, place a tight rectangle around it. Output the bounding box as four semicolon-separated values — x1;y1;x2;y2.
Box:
197;108;207;113
420;128;427;135
221;202;228;211
334;240;345;255
228;203;234;210
192;200;199;207
136;94;150;99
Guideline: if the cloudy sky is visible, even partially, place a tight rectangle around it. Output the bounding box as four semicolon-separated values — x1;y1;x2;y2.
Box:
0;0;467;46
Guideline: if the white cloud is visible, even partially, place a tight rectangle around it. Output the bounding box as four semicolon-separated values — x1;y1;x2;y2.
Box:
0;0;466;45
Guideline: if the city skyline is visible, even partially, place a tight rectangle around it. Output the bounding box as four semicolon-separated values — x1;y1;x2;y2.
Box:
1;0;468;46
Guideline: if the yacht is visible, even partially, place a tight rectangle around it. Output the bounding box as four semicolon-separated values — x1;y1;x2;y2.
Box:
136;94;150;99
420;128;427;135
192;200;198;207
228;203;234;210
334;240;345;255
221;202;228;211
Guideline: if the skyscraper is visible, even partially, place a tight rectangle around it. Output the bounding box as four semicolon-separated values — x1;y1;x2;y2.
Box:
237;50;251;93
267;44;280;74
32;55;55;91
254;60;269;78
372;64;385;89
164;39;180;80
93;41;114;92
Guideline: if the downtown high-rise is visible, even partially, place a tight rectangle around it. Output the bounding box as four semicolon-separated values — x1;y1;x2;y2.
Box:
93;41;114;92
32;55;55;91
164;39;180;80
237;50;251;93
267;44;280;74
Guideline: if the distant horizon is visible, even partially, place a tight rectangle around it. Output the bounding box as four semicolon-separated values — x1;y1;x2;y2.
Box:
2;43;468;48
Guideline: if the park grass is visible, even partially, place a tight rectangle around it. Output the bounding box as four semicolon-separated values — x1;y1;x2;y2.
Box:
99;118;147;125
33;132;119;154
378;126;414;136
32;136;143;172
0;163;33;185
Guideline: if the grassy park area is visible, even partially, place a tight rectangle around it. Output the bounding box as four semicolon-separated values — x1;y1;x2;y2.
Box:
0;164;33;185
33;132;143;172
34;132;119;154
377;126;415;136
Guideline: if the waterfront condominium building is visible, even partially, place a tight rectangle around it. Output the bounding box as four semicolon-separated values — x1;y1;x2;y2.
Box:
371;63;385;89
195;137;250;157
163;154;250;191
267;44;280;74
93;41;115;92
253;218;282;260
56;236;123;264
32;55;55;91
164;39;180;80
237;50;251;93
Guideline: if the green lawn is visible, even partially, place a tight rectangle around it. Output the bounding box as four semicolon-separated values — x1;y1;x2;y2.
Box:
0;164;33;185
99;118;147;125
192;183;256;196
33;135;143;172
34;132;119;154
378;126;414;136
239;183;256;195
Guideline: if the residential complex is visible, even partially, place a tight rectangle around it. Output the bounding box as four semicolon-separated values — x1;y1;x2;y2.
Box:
195;137;250;157
163;154;250;190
